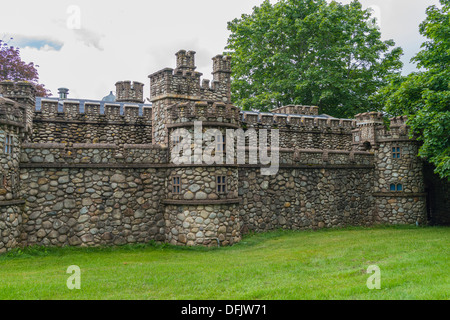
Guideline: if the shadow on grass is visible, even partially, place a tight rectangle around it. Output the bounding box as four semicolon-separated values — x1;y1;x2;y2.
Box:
0;224;439;261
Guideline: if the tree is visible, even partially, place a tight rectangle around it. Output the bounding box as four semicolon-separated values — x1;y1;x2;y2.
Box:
379;0;449;180
225;0;403;118
0;39;50;97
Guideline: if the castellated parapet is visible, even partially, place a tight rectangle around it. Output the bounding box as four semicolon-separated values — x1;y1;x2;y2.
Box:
115;81;145;103
0;49;446;254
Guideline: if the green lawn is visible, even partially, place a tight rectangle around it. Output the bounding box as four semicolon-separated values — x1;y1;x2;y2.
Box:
0;225;448;300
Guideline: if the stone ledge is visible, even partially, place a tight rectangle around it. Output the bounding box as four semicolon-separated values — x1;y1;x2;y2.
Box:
373;192;427;198
167;122;240;129
20;163;168;169
162;199;241;205
0;119;24;127
20;163;374;169
376;138;419;143
123;144;168;150
72;143;118;149
32;118;152;126
23;143;67;149
0;200;25;207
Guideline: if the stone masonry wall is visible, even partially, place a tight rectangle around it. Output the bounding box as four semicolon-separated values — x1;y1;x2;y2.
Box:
32;100;152;145
0;204;22;254
20;167;166;247
238;166;375;233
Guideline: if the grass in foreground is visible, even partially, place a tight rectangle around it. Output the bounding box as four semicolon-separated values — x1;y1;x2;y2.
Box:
0;225;448;300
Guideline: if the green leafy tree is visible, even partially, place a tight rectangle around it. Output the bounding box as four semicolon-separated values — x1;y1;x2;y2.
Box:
379;0;449;180
225;0;403;118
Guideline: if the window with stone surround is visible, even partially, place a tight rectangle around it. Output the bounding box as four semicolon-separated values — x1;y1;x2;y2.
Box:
172;134;180;146
217;175;227;194
4;134;13;155
172;176;181;194
216;134;225;153
392;146;401;159
390;183;403;192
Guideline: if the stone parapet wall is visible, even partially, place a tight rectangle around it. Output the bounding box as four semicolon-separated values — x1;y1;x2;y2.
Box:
19;168;166;248
271;105;319;116
20;143;168;165
167;101;240;125
32;100;152;145
242;112;356;129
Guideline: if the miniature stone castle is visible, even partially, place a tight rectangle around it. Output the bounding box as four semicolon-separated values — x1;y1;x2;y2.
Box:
0;50;448;252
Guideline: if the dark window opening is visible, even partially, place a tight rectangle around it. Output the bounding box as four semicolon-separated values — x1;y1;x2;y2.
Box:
363;141;371;151
217;175;227;194
172;176;181;194
216;134;225;152
390;183;403;192
4;134;13;155
392;146;401;159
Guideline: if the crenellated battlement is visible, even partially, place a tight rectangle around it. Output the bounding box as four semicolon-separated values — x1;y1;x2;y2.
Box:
0;80;36;101
167;101;240;124
175;50;197;71
271;105;319;116
115;81;144;103
355;112;384;125
36;98;152;123
0;96;25;128
242;111;356;131
149;50;231;103
0;81;36;135
375;116;410;141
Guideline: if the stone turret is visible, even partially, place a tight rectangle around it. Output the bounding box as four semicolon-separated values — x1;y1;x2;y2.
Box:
0;81;36;136
353;112;384;151
175;50;196;72
372;114;426;225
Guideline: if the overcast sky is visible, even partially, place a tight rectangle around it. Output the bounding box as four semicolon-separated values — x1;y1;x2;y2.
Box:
0;0;440;100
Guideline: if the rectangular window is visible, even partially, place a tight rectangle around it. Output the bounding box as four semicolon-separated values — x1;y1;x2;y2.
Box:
390;183;403;192
172;176;181;194
216;134;225;152
4;134;13;155
392;146;401;159
217;175;227;194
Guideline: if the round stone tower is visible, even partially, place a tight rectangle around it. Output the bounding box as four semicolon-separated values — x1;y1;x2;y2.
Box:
372;116;427;225
0;81;36;252
163;101;242;246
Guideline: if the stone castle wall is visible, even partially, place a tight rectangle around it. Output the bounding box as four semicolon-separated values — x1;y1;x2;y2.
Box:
19;165;167;247
32;99;152;145
0;50;444;253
